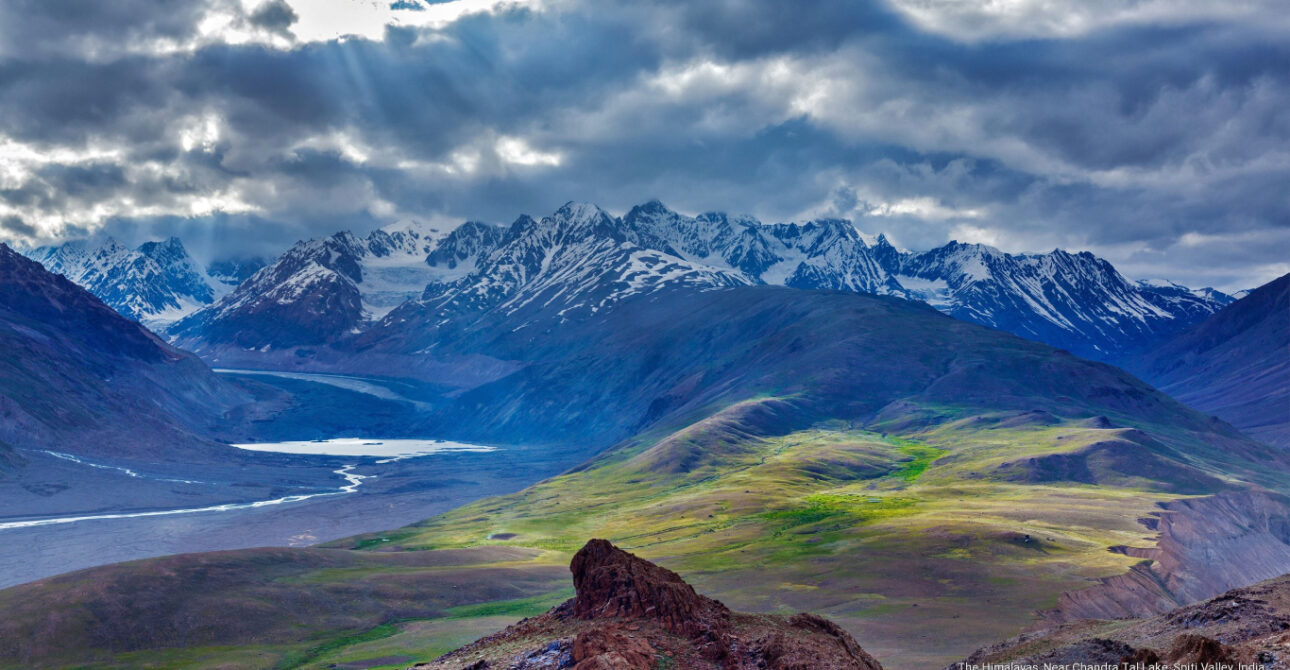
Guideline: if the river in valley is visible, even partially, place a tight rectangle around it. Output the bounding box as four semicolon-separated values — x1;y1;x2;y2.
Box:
0;371;588;589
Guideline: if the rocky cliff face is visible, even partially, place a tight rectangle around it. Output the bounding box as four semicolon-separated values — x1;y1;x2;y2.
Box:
1038;490;1290;627
955;573;1290;669
415;539;884;670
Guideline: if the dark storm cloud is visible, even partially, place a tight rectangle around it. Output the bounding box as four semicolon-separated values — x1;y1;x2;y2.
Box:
0;0;1286;290
247;0;298;34
0;215;37;237
0;0;213;58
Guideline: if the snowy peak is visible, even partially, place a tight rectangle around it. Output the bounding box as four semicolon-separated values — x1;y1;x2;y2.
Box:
901;240;1004;286
26;237;230;328
207;257;269;287
403;202;750;324
869;233;903;274
170;219;505;350
895;242;1158;353
1135;278;1235;324
392;200;1227;359
760;219;893;293
532;201;627;247
1136;278;1234;303
138;237;190;267
624;200;727;260
426;221;506;273
366;219;447;259
625;203;775;277
169;232;372;349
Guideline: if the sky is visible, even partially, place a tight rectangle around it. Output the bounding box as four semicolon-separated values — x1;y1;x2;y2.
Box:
0;0;1287;292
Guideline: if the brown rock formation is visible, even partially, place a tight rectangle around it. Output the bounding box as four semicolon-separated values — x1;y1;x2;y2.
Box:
1159;634;1237;665
414;539;883;670
570;539;732;663
572;627;655;669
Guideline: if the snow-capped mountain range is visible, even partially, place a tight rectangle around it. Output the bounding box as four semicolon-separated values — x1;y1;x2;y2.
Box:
24;238;263;329
168;220;475;348
32;201;1234;361
378;200;1232;359
401;203;749;322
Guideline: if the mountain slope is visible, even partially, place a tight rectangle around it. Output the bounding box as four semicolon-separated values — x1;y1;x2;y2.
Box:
27;237;240;328
956;572;1290;669
0;243;244;463
1123;273;1290;448
364;284;1267;468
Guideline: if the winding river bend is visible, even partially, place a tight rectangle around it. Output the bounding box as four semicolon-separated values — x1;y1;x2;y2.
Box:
1;369;577;588
0;465;370;531
0;438;497;532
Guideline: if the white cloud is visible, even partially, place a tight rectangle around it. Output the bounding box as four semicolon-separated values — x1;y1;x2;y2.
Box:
281;0;545;44
0;137;124;191
291;129;377;164
178;113;225;153
884;0;1290;41
948;223;1001;246
873;196;986;221
495;136;562;167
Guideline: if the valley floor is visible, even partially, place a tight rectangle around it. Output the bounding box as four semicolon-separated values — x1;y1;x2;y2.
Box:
0;370;590;588
0;447;566;588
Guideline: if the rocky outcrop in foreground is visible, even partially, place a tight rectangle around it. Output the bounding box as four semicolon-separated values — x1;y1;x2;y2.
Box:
951;574;1290;669
413;539;883;670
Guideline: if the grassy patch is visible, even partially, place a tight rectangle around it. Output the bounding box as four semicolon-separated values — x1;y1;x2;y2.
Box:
762;495;919;535
273;623;403;670
443;589;574;620
889;439;947;483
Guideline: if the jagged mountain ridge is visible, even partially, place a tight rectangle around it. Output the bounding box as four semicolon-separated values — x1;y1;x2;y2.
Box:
624;201;1235;357
169;219;482;349
375;200;1231;360
402;202;749;322
25;237;247;328
47;200;1229;361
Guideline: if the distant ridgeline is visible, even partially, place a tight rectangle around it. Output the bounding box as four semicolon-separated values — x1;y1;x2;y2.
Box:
29;201;1232;360
25;237;266;330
